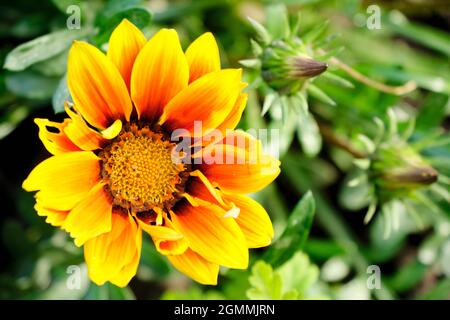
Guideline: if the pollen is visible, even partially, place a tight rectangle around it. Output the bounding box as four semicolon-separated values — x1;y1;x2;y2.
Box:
100;124;186;212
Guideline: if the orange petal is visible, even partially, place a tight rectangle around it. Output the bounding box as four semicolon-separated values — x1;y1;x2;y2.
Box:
185;32;220;83
62;183;112;247
84;212;141;287
131;28;188;122
23;151;101;211
67;41;132;129
171;202;248;269
168;248;219;285
35;118;80;155
222;193;274;248
161;69;242;137
107;19;146;90
35;201;68;227
64;107;107;151
199;132;280;194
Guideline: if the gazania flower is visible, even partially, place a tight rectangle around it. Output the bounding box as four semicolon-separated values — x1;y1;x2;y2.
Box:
23;19;280;286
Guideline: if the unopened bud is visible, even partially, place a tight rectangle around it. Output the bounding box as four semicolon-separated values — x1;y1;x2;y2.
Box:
286;56;328;78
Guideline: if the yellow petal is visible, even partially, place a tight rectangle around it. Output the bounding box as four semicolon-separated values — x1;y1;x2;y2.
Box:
171;202;248;269
62;183;112;246
161;69;242;137
67;41;132;129
107;19;146;90
35;118;80;155
222;193;274;248
101;119;122;139
185;32;220;83
131;28;188;122
168;248;219;285
23;151;100;211
84;212;141;287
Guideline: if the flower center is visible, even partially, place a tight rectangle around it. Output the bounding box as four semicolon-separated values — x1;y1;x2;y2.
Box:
100;124;186;213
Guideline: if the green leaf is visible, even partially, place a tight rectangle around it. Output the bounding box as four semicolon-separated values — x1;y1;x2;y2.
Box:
5;70;59;100
94;0;152;46
263;191;316;267
277;252;320;298
386;11;450;58
4;28;91;71
0;105;29;140
247;261;283;299
266;4;290;39
247;252;324;300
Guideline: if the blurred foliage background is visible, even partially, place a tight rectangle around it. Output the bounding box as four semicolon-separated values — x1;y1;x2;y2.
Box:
0;0;449;300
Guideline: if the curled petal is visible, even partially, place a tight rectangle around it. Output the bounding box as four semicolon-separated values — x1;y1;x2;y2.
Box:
35;118;79;155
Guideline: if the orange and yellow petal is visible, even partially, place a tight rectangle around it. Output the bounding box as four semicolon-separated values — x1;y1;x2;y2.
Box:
215;93;248;133
168;249;219;285
64;107;107;151
62;183;112;247
171;201;248;269
107;19;146;90
199;132;280;194
84;212;141;287
185;32;220;83
23;151;101;211
35;118;80;155
161;69;242;137
131;28;189;122
222;193;274;248
67;41;132;129
35;201;68;227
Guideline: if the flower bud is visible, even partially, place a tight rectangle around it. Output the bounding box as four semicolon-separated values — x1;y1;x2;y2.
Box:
370;140;438;200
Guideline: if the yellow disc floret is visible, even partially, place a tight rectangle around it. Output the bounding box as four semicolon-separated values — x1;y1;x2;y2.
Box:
100;124;186;212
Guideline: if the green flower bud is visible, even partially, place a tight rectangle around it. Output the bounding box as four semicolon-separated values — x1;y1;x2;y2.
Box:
370;139;438;201
260;41;327;93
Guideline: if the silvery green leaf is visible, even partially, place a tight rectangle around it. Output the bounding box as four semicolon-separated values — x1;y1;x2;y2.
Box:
4;28;91;71
52;74;71;113
247;17;271;45
261;92;278;116
239;59;261;69
307;84;336;106
297;112;322;157
322;72;354;88
250;39;263;56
